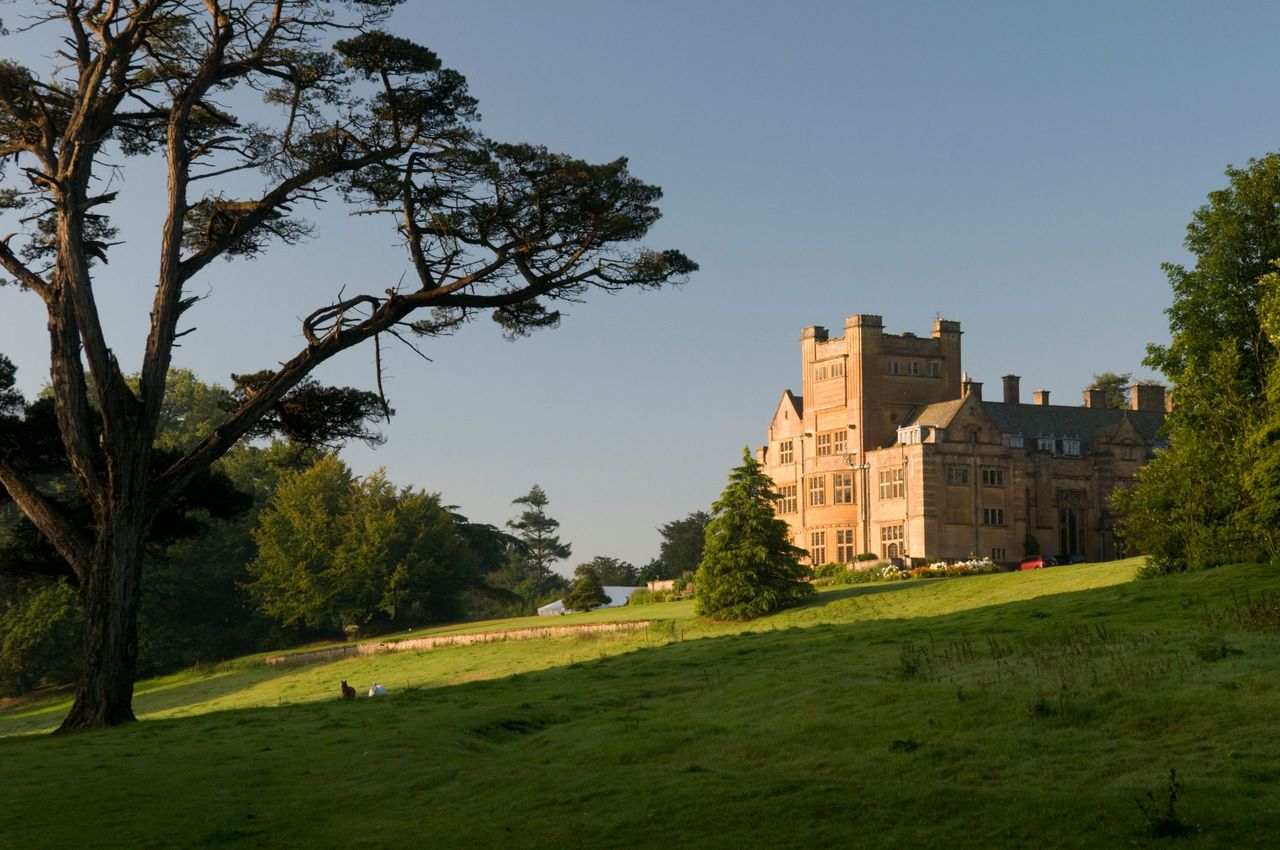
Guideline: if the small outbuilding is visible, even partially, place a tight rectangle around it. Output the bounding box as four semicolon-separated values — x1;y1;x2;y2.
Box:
537;586;644;615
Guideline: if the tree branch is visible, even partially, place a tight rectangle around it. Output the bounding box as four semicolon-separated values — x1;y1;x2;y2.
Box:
0;456;92;575
140;0;237;433
0;240;51;295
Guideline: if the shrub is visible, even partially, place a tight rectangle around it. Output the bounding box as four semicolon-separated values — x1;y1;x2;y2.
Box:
813;562;851;580
1135;556;1186;580
627;590;673;605
813;566;878;586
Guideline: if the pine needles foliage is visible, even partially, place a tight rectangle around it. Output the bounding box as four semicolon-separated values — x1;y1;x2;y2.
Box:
694;448;813;620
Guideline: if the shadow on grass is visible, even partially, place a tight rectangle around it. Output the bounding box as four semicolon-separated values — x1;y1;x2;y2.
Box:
801;581;932;606
0;560;1252;743
0;657;340;738
2;562;1276;850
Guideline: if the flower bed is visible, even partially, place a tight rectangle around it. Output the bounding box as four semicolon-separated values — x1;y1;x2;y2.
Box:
812;557;998;586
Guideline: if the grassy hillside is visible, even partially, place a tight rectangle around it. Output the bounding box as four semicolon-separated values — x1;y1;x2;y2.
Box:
3;558;1279;847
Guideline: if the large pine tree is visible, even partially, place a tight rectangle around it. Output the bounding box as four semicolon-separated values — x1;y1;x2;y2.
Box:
695;449;813;621
492;485;572;610
0;1;693;730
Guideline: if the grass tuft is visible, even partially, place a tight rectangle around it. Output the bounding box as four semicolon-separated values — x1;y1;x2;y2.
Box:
1136;768;1191;838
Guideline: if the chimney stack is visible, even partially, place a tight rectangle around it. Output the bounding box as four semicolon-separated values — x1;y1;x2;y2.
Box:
961;372;982;401
1084;388;1106;408
1033;389;1051;406
1003;374;1021;404
1131;383;1166;413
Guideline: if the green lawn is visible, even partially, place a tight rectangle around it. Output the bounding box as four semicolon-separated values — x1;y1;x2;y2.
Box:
4;558;1280;848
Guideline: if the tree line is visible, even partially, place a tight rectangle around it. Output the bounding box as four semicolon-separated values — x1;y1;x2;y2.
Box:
0;364;716;695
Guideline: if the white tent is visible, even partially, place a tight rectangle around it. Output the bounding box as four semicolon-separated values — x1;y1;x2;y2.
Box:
536;599;566;616
536;586;644;616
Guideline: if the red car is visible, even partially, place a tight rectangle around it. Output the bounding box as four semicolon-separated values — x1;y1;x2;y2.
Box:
1019;555;1056;570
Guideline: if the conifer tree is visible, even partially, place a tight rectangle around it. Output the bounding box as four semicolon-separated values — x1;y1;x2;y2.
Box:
505;485;572;584
563;564;609;612
695;448;812;620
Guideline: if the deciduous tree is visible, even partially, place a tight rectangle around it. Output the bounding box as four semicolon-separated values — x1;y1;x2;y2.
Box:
247;455;487;631
0;1;692;729
247;455;364;630
1117;155;1280;571
0;576;82;696
574;555;639;586
694;449;812;621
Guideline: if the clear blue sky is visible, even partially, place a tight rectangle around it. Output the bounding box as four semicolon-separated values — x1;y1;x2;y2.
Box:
3;1;1278;571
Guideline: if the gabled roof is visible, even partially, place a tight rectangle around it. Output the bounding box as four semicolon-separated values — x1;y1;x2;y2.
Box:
900;397;966;429
781;390;803;419
767;390;805;441
898;398;1165;452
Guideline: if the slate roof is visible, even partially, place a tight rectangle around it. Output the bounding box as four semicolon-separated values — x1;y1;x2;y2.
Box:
901;399;1166;453
983;402;1165;452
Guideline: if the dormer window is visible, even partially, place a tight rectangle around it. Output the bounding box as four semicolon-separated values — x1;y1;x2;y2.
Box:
1006;434;1025;449
1037;436;1055;452
1063;438;1081;457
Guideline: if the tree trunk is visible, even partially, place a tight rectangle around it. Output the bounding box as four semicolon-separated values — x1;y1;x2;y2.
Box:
57;517;146;732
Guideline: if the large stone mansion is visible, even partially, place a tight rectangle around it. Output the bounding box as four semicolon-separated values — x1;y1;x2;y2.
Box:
757;314;1167;566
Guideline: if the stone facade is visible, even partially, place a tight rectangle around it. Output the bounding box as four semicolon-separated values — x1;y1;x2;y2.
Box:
757;315;1166;565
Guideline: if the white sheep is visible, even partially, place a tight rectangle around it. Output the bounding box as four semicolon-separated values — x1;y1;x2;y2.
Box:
367;683;386;697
